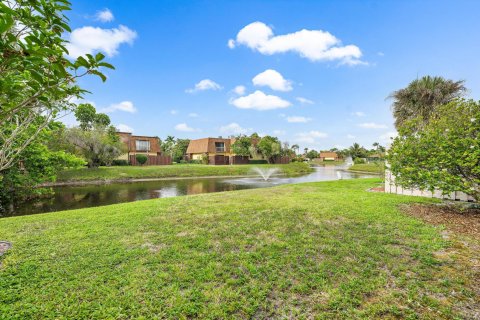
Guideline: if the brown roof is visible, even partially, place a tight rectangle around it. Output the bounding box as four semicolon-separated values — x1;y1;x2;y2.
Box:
186;138;234;154
319;152;338;158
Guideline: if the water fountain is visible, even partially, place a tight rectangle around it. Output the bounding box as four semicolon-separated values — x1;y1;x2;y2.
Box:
252;167;280;181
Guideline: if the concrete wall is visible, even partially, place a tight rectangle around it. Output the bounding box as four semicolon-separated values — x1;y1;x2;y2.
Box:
385;170;476;202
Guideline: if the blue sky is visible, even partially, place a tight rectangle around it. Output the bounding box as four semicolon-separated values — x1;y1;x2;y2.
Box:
65;0;480;150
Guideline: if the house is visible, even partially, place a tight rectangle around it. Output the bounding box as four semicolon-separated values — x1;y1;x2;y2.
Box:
319;152;340;161
185;137;249;165
117;132;171;165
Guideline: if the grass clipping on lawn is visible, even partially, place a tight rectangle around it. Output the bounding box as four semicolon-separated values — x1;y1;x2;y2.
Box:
0;178;479;319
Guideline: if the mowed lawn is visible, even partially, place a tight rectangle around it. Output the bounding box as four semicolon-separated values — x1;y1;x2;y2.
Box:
0;179;478;319
348;162;385;174
57;163;313;182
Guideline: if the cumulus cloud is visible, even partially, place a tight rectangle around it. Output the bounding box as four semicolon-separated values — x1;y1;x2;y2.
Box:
219;122;251;135
188;113;199;117
116;123;133;132
252;69;292;92
66;25;137;58
358;122;388;129
174;123;197;132
101;101;137;113
170;110;178;115
286;116;312;123
186;79;222;93
233;85;246;95
295;131;328;144
351;111;365;117
230;90;291;111
296;97;314;104
95;9;114;22
229;21;364;65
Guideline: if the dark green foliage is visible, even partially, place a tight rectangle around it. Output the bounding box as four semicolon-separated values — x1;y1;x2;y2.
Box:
257;136;281;163
354;158;366;164
112;160;130;166
172;139;190;162
248;160;268;164
135;154;148;165
231;136;252;156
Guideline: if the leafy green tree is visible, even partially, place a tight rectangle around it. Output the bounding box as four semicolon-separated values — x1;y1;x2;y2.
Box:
162;136;176;157
74;104;110;130
172;139;190;162
306;150;319;160
0;0;113;172
389;76;466;130
0;122;84;213
291;144;299;155
348;143;367;160
135;154;148;166
258;136;281;163
387;99;479;201
231;136;252;156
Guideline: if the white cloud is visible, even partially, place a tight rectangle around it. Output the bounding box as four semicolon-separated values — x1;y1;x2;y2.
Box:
295;131;328;144
351;111;365;117
170;109;178;115
377;51;385;56
229;21;364;65
379;131;398;143
219;122;251;135
252;69;292;92
188;113;199;117
230;90;291;111
358;122;388;129
273;130;286;136
116;123;133;133
101;101;137;113
227;39;236;49
95;9;114;22
174;123;197;132
233;85;246;95
296;97;314;104
347;134;356;139
186;79;222;93
66;25;137;58
286;116;312;123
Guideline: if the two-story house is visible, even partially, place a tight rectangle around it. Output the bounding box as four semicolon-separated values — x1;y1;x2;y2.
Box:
186;137;249;165
117;132;170;165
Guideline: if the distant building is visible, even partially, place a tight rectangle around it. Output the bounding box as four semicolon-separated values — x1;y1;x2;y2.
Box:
117;132;171;165
186;137;248;165
319;152;340;161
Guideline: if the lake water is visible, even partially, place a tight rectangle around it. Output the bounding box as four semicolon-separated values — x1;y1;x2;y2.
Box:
3;165;377;217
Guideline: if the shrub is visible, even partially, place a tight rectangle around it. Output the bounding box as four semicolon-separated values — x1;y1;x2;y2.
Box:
135;154;148;165
201;154;209;165
354;158;366;164
112;160;129;166
249;159;268;164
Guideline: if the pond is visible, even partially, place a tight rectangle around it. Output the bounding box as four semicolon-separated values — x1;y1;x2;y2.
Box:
3;165;377;217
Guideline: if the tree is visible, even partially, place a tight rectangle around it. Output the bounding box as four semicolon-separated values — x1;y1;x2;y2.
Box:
291;144;299;155
387;99;479;201
65;108;125;168
348;143;367;160
306;150;319;160
389;76;466;130
172;139;190;162
258;136;281;163
162;136;176;157
0;0;114;172
231;136;252;156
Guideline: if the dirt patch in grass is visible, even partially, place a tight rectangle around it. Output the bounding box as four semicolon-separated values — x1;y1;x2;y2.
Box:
402;204;480;239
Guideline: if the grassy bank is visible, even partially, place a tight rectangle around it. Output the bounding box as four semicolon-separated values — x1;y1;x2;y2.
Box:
310;159;345;166
57;162;313;182
0;179;478;319
348;162;385;174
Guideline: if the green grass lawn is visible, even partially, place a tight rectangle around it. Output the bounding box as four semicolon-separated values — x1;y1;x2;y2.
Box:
57;162;313;182
0;179;477;319
310;159;345;166
348;162;385;174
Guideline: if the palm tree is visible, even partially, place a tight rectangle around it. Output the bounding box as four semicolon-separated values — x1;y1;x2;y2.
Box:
348;143;366;160
389;76;466;129
291;144;299;155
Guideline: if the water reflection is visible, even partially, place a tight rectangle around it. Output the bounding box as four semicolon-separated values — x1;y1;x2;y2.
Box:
6;165;376;217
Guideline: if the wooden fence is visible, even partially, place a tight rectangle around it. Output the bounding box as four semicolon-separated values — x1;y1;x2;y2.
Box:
384;170;476;202
129;154;172;166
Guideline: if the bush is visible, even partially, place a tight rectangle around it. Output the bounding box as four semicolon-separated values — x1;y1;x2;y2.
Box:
201;154;209;165
188;160;202;164
135;154;148;165
112;160;129;166
354;158;366;164
249;159;268;164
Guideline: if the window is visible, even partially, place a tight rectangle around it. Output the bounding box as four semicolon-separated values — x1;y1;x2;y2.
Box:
215;142;225;152
136;140;150;152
